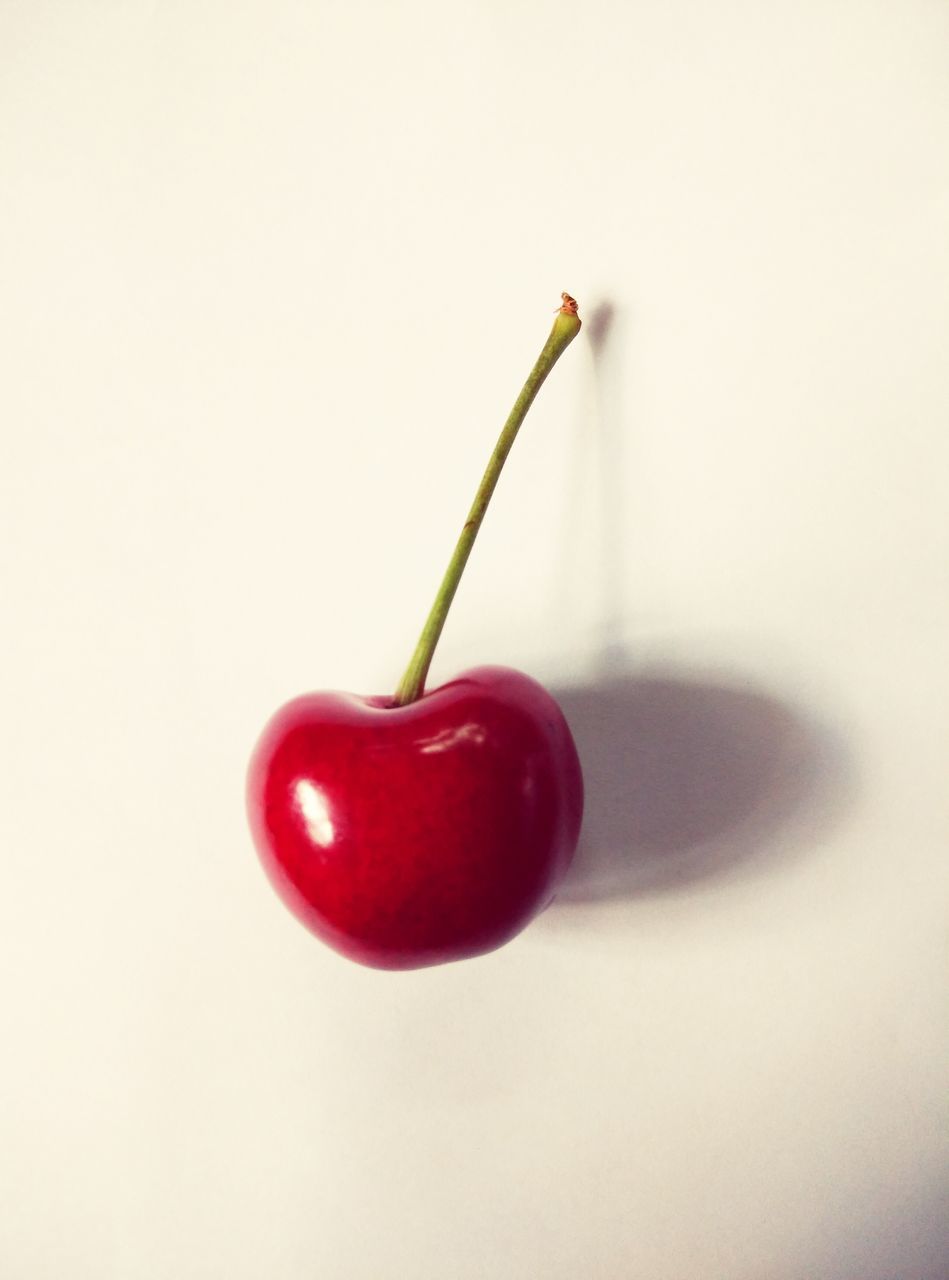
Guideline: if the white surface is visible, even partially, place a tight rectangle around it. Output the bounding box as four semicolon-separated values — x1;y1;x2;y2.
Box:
2;3;948;1277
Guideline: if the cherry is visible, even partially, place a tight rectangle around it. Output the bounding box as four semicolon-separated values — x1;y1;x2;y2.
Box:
247;295;584;969
247;667;582;969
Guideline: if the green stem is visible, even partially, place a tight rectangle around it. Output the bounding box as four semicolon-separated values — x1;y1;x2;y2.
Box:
393;294;582;706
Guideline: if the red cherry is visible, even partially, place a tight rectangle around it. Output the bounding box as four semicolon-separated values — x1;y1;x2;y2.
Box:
247;296;584;967
247;666;583;970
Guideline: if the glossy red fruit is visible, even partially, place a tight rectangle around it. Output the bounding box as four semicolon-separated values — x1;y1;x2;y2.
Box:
246;665;583;970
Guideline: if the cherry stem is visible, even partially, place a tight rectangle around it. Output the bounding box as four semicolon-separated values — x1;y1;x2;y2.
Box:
393;293;582;707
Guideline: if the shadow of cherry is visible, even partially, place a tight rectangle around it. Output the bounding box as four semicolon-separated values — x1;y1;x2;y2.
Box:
550;669;853;904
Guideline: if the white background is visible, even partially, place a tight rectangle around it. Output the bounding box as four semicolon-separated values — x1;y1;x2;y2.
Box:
2;2;948;1277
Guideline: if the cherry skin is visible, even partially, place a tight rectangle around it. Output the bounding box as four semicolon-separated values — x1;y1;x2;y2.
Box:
246;666;583;970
